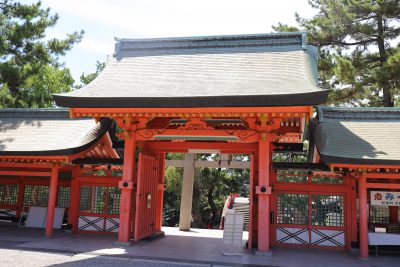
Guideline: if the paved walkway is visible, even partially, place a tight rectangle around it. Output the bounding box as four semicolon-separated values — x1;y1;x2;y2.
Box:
0;249;221;267
0;222;399;267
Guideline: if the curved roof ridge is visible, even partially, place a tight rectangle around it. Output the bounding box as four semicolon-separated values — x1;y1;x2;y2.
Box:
115;32;308;58
318;106;400;122
0;108;70;119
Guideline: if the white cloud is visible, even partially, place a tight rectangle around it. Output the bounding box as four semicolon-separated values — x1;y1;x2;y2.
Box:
41;0;316;38
35;0;316;81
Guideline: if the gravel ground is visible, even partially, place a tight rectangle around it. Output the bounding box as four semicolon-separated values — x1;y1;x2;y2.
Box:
0;249;230;267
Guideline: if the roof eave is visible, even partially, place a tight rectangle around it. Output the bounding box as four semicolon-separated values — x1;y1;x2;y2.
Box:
0;118;113;157
319;153;400;167
53;90;328;108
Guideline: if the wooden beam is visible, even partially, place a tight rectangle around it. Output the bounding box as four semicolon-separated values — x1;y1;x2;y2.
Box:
146;142;257;152
72;158;124;165
0;163;53;169
70;106;312;119
165;159;250;169
366;173;400;179
332;163;400;170
0;171;51;176
366;183;400;189
135;129;258;142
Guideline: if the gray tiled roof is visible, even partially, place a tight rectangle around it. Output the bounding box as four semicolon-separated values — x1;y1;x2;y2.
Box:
54;32;328;108
0;109;112;156
311;106;400;165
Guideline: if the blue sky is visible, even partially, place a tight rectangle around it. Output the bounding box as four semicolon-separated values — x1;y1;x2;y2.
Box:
35;0;315;84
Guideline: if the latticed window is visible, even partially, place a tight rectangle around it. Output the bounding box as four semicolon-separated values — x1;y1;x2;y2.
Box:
24;185;49;207
311;195;344;227
79;186;121;214
79;186;106;214
107;187;121;214
276;170;308;183
57;187;71;208
277;193;308;224
369;205;389;224
79;186;91;211
0;184;19;205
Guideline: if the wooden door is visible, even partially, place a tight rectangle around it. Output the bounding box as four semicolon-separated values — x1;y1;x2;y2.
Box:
134;154;159;241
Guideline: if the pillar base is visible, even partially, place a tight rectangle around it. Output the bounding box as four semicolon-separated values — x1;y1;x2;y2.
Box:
358;256;370;261
255;250;272;257
114;241;133;247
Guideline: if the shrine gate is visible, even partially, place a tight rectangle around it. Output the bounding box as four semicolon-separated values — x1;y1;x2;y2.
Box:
53;32;328;254
0;32;398;260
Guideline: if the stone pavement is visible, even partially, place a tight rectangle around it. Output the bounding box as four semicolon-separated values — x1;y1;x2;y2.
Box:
0;222;399;267
0;248;225;267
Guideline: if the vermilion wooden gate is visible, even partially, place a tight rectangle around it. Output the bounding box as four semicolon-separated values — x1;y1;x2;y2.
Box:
134;154;159;241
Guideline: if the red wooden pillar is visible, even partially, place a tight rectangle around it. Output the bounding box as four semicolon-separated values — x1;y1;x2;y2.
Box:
389;181;399;223
45;165;60;238
118;131;136;244
389;206;398;224
16;176;25;218
155;152;165;232
257;133;271;254
358;172;369;260
350;176;358;244
248;153;255;249
68;165;81;232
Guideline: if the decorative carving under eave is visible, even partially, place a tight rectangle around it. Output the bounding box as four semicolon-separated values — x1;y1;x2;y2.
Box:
133;128;259;142
223;130;258;141
178;118;213;130
136;129;167;140
0;157;67;164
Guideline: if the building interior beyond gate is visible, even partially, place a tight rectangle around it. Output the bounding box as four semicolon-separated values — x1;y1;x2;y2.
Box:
0;32;400;261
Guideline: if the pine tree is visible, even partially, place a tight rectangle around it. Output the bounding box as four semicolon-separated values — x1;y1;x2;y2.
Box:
273;0;400;107
0;0;83;107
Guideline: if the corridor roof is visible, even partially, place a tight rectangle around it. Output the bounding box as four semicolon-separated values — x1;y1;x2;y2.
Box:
0;109;112;156
311;106;400;165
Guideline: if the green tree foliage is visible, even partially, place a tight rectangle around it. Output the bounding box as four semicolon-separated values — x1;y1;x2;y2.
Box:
78;61;105;87
0;0;83;107
162;153;249;228
273;0;400;107
163;165;184;226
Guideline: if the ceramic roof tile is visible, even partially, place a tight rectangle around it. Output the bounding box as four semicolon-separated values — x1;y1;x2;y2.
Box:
311;106;400;165
0;109;112;156
54;32;328;108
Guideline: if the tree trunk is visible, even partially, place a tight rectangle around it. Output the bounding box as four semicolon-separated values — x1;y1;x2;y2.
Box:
207;169;220;228
376;13;394;107
191;168;204;228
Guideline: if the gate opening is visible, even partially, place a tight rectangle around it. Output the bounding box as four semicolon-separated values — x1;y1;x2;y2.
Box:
162;153;250;241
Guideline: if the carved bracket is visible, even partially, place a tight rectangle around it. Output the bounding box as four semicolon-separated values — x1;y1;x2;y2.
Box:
223;130;258;142
178;118;213;130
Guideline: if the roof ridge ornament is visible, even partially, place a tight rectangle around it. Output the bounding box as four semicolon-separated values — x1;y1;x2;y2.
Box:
301;32;307;50
317;106;400;122
113;32;306;57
